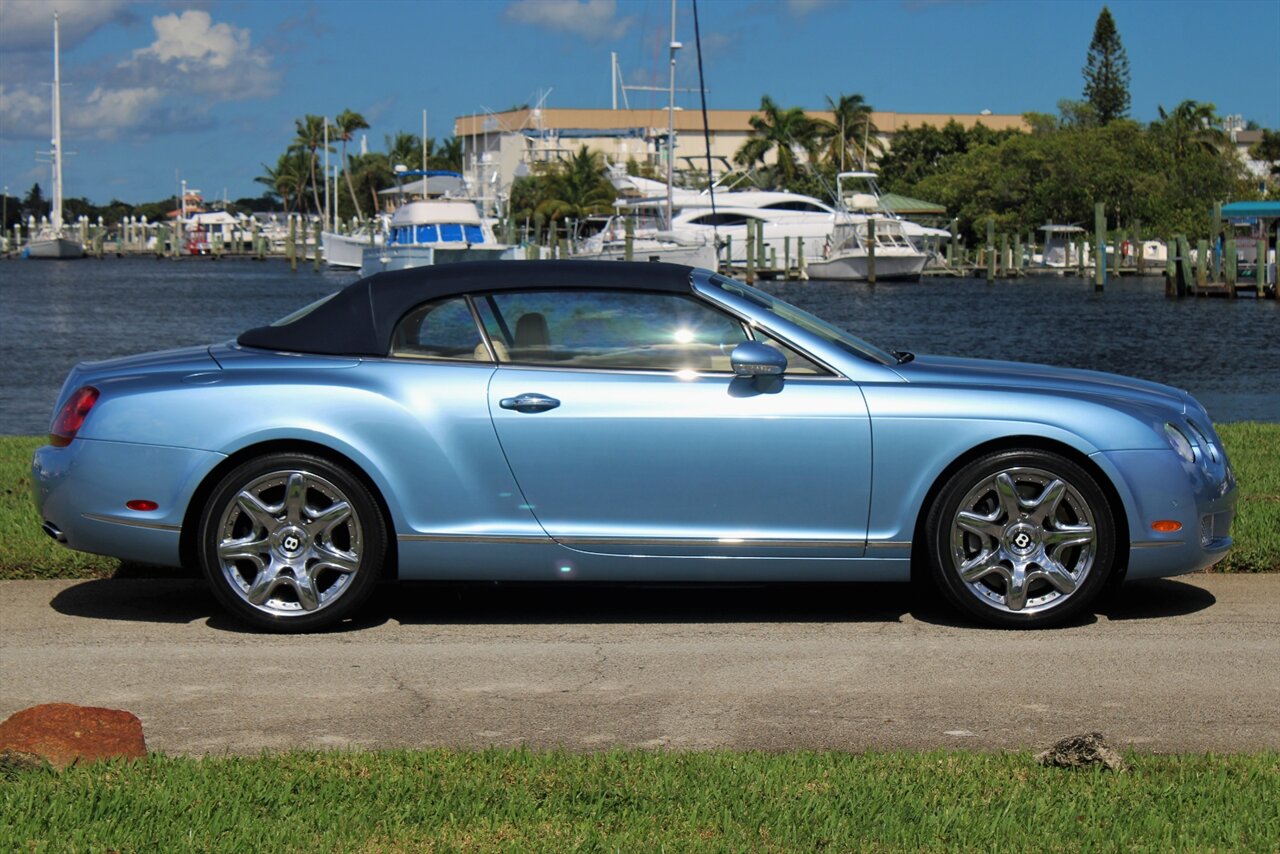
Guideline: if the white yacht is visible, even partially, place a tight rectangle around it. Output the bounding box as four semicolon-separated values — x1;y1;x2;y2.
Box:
612;171;942;272
27;13;83;260
804;173;929;281
568;211;718;268
1034;225;1091;268
359;198;509;277
323;221;384;269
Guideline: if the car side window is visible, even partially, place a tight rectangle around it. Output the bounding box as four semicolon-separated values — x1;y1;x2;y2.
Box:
750;331;828;376
390;297;486;361
478;290;750;372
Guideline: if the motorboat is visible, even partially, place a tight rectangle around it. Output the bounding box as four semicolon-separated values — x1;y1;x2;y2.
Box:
1034;225;1091;268
26;12;83;260
568;211;718;268
323;224;383;269
359;198;509;277
805;218;928;281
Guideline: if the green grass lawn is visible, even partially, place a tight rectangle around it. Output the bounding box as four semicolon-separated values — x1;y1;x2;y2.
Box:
2;423;1277;580
3;748;1277;851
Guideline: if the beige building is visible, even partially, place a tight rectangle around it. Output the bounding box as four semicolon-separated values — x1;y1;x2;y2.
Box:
453;107;1029;212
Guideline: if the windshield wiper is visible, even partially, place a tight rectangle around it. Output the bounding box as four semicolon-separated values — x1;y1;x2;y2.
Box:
892;350;915;364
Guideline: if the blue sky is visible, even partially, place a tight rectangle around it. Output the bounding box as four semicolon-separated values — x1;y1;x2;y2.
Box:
1;0;1277;205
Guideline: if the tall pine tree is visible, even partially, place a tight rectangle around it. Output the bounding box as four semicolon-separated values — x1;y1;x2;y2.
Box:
1082;6;1130;124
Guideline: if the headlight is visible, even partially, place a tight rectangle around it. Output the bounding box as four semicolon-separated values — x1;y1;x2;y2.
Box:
1164;423;1194;463
1185;421;1219;463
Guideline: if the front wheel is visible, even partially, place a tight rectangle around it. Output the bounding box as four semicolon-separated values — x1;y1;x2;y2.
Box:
925;449;1116;628
197;452;386;632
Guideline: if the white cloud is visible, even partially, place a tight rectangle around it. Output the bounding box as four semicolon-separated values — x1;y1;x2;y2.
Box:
0;0;133;51
132;10;251;72
786;0;834;14
74;85;164;138
505;0;634;41
0;7;277;142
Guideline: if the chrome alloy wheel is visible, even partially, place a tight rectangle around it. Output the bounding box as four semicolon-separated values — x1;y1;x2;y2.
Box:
215;470;363;617
948;466;1097;614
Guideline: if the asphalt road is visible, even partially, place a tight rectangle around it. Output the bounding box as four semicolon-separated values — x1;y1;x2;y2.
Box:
2;574;1277;755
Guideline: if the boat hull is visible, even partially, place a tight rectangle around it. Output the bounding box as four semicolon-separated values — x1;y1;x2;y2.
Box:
806;252;926;282
323;231;380;269
359;245;511;278
26;237;85;259
569;242;718;270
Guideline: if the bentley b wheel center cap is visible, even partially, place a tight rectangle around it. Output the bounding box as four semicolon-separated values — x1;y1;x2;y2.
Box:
1006;524;1039;556
275;527;309;557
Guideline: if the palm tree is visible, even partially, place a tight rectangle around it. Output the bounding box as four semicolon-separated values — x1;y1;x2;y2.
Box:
292;114;331;216
385;132;424;172
1152;101;1226;158
350;151;393;214
733;95;820;185
534;147;616;235
816;93;880;170
334;109;370;220
255;152;307;215
431;137;464;172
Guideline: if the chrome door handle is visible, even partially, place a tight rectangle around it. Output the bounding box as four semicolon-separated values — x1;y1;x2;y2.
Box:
499;393;561;413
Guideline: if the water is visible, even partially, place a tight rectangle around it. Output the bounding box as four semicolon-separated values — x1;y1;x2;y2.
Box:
1;257;1276;434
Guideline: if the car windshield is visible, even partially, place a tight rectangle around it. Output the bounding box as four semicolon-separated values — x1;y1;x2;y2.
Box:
270;292;339;327
708;275;896;366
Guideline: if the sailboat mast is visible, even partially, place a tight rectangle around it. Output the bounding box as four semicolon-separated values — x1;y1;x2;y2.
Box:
665;0;679;230
51;11;63;233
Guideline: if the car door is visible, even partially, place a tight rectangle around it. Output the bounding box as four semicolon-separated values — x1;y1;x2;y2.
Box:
479;289;872;558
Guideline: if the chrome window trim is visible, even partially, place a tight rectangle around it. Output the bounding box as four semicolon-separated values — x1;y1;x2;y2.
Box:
82;513;181;533
491;362;849;381
689;280;846;379
386;295;490;363
463;294;498;363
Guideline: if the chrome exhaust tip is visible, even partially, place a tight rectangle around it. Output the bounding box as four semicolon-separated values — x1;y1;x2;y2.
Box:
42;521;67;543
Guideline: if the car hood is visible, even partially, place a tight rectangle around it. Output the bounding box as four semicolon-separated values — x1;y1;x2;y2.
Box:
895;354;1189;415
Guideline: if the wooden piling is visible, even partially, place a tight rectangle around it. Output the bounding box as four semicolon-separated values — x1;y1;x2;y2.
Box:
783;236;791;276
756;220;766;271
1212;202;1223;280
1196;239;1207;288
1225;238;1237;297
624;216;634;261
985;219;994;284
1093;202;1105;290
1013;233;1022;275
287;217;297;272
1000;233;1009;278
1259;228;1271;295
745;221;755;284
867;218;877;285
1133;223;1143;274
948;219;958;268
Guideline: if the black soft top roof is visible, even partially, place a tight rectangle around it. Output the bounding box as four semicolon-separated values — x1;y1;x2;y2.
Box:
237;260;696;356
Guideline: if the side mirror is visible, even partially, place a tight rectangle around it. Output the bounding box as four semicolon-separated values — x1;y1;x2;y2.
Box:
730;341;787;378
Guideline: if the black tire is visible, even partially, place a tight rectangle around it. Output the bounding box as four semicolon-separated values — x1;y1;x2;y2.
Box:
197;452;386;632
925;448;1115;629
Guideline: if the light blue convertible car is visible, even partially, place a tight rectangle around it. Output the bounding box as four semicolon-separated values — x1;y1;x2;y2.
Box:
32;262;1236;631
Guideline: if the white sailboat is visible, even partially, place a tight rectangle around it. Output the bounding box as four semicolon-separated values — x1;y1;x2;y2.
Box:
27;12;84;260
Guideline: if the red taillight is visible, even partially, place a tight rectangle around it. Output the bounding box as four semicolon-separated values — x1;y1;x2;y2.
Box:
50;386;99;447
126;500;159;512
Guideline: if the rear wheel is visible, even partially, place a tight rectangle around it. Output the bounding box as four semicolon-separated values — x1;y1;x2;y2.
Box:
926;449;1115;628
198;452;386;632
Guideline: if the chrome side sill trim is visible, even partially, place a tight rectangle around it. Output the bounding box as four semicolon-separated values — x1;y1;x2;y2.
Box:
865;541;911;550
399;533;550;544
82;513;181;533
557;536;866;549
1131;540;1186;549
400;533;884;551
